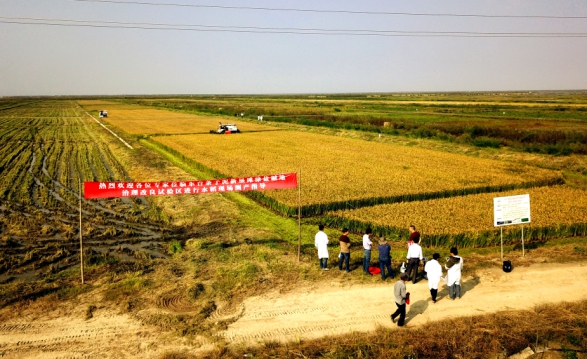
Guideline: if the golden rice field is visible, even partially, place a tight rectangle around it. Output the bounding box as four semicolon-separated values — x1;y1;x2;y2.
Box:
325;185;587;247
153;131;562;215
78;100;279;135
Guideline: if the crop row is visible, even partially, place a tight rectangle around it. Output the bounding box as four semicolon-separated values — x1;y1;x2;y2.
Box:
0;141;33;205
0;102;130;213
0;118;89;143
324;185;587;248
0;101;82;118
153;131;563;216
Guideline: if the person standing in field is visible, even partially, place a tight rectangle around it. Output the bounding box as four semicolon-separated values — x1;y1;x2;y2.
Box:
391;273;409;327
407;225;420;248
405;237;423;284
315;225;329;270
363;228;373;275
446;247;463;299
338;228;351;272
424;253;443;303
378;237;394;281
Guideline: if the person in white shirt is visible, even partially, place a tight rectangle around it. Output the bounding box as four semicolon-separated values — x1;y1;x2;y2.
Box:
315;224;329;270
445;247;463;299
424;253;443;303
362;228;373;275
405;237;423;284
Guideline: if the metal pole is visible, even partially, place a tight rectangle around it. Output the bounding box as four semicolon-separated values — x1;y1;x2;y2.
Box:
79;179;84;285
297;169;302;263
500;227;503;261
522;224;525;257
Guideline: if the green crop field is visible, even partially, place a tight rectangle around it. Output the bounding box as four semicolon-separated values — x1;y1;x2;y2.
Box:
128;91;587;155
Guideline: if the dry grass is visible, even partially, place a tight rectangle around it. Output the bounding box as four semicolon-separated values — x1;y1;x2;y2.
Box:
192;300;587;359
452;236;587;277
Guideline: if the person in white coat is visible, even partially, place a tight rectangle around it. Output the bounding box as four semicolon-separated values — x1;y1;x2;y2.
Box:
315;224;329;270
424;253;443;303
445;247;463;300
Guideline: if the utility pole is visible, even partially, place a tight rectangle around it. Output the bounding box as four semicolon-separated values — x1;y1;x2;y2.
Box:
79;179;84;285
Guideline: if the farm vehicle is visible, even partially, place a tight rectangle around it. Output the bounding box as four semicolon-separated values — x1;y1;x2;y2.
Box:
210;123;241;134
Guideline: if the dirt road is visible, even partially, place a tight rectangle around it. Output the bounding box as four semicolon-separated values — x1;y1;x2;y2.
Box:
0;262;585;358
221;262;587;343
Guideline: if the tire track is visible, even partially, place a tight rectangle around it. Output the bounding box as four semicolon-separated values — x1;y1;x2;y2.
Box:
156;292;197;313
221;263;587;344
0;314;159;359
209;302;245;321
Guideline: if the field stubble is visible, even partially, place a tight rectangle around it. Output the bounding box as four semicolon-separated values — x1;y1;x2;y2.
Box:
0;101;174;283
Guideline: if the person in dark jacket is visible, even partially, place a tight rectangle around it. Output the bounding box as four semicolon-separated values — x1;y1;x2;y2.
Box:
378;237;393;281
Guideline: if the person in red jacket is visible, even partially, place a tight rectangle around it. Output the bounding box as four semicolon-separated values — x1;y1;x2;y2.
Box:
406;225;420;248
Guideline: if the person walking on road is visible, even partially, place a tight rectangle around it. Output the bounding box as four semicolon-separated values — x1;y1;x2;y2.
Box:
339;228;351;272
315;225;329;270
407;225;420;248
378;237;394;281
391;273;409;327
445;247;463;299
406;237;423;284
363;228;373;275
424;253;443;303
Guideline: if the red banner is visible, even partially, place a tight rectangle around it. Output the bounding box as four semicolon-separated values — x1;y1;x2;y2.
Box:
84;173;298;199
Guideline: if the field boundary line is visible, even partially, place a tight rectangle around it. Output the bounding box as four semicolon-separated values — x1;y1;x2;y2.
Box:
323;214;587;248
81;108;133;150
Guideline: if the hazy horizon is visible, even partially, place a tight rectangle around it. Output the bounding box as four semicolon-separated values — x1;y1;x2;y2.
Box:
2;0;587;96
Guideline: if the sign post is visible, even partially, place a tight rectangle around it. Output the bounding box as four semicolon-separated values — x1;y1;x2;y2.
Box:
79;179;84;285
522;224;526;257
493;194;531;260
297;169;302;263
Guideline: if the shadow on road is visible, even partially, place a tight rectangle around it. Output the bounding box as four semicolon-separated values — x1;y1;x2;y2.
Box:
406;299;429;324
435;276;482;302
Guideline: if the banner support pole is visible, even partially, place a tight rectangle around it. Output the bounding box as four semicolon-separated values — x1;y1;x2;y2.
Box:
297;169;302;263
79;179;84;285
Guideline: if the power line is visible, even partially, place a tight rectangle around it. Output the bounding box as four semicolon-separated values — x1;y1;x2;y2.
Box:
68;0;587;19
2;18;587;37
3;16;587;36
0;20;587;38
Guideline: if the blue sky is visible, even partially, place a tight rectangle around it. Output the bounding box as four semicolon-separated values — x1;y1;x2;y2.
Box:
1;0;586;95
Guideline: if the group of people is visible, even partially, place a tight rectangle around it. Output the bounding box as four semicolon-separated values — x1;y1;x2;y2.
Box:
314;225;394;278
392;246;464;326
314;224;464;327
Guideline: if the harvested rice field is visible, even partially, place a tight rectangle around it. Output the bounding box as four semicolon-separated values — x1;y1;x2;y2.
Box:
79;100;280;135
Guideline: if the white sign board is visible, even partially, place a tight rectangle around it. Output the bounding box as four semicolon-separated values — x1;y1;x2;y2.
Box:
493;194;531;227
